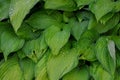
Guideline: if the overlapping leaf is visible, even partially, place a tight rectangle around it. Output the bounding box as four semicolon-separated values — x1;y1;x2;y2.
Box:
47;46;79;80
0;56;23;80
89;0;114;21
9;0;39;32
0;0;10;21
44;0;77;11
95;37;116;75
90;62;114;80
63;66;90;80
45;24;71;55
22;34;48;62
0;24;25;60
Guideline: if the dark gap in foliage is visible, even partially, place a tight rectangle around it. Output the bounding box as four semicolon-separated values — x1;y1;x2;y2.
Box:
0;53;4;61
32;77;35;80
8;52;16;57
78;60;86;66
1;18;9;22
85;61;91;66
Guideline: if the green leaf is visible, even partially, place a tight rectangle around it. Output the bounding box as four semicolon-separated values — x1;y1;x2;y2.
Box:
111;36;120;50
47;47;79;80
75;38;92;56
26;11;61;29
63;66;90;80
0;22;11;52
45;25;71;55
0;0;10;21
89;0;114;21
94;13;119;33
95;37;116;75
116;52;120;68
0;27;25;60
44;0;77;11
22;34;48;62
114;1;120;12
70;18;88;41
80;30;99;42
16;22;41;40
0;56;23;80
19;58;35;80
80;44;97;61
76;11;92;22
74;0;94;7
17;50;26;59
9;0;39;32
35;51;49;80
99;13;114;24
90;62;114;80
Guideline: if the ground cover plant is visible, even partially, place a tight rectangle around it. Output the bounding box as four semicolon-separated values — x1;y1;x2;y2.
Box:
0;0;120;80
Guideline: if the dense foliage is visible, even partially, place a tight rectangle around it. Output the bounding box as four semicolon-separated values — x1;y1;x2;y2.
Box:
0;0;120;80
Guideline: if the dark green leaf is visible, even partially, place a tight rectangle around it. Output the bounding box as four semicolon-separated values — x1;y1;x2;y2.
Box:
26;11;62;30
0;27;25;60
16;23;41;40
44;0;77;11
0;0;10;21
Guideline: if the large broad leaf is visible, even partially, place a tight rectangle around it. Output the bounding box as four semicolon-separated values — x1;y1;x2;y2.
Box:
26;11;62;29
63;66;90;80
35;51;49;80
44;0;77;11
45;25;71;55
0;26;25;60
0;0;10;21
89;0;114;21
16;22;41;40
90;62;114;80
19;58;35;80
9;0;39;32
22;34;48;62
0;56;23;80
74;0;94;7
95;37;116;75
70;18;88;41
47;47;79;80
